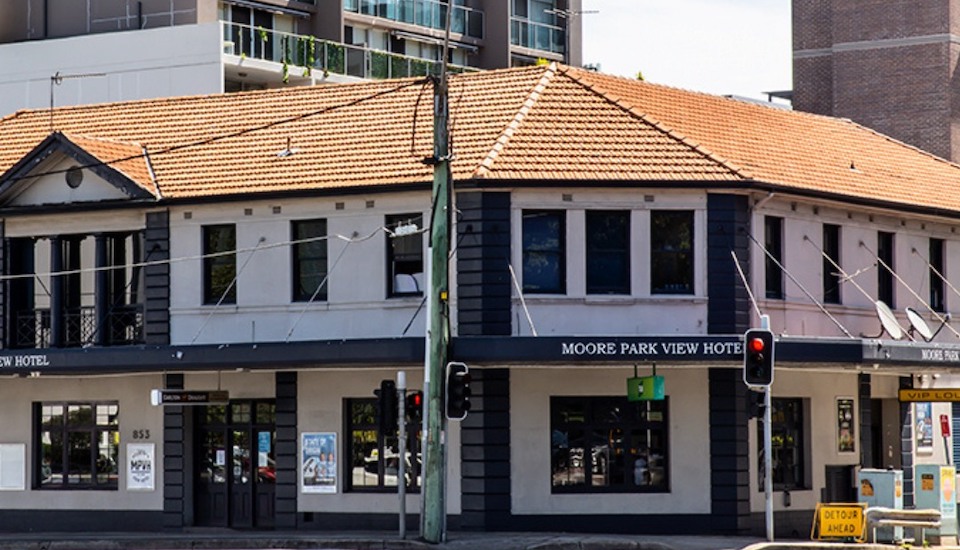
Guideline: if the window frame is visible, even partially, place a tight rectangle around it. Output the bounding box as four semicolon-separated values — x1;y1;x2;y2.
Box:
386;213;424;298
877;231;895;307
822;224;841;305
34;401;120;490
585;210;630;295
344;397;422;492
764;216;784;300
522;209;566;294
930;237;945;312
650;210;694;295
291;219;329;303
758;397;807;492
550;395;669;494
202;224;237;305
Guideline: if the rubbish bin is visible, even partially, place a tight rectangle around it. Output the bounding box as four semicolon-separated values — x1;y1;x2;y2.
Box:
858;468;903;542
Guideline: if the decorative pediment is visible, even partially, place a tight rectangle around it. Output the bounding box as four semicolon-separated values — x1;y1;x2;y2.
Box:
0;132;159;208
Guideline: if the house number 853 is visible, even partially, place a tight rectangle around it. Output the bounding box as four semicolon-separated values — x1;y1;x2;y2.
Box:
131;429;151;440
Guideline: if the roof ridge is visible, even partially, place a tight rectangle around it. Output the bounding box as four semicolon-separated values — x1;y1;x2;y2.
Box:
473;63;558;179
556;65;751;180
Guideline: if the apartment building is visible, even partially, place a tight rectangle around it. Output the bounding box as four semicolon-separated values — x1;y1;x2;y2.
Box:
0;0;582;115
793;0;960;162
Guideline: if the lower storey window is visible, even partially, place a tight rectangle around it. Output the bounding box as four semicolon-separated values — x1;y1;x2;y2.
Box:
346;398;421;491
760;397;806;490
36;402;119;489
551;396;668;492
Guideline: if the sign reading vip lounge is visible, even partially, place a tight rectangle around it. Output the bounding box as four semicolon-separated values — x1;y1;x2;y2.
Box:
899;389;960;402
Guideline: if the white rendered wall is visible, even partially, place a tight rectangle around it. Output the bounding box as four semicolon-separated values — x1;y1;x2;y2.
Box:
0;374;164;510
0;23;223;117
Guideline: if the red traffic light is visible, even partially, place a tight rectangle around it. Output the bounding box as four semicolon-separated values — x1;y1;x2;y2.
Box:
748;337;766;354
408;391;423;408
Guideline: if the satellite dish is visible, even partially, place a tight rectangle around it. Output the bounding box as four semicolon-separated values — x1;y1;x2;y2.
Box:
871;300;904;340
905;307;934;341
905;307;951;342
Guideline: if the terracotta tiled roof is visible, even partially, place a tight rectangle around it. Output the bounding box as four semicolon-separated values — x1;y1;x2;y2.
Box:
1;63;959;213
60;133;159;197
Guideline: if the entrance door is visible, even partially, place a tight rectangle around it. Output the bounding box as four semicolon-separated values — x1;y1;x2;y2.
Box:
195;400;276;528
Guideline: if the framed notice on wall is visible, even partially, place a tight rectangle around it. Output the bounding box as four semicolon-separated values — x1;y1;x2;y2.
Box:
837;397;855;454
127;443;155;491
302;432;337;494
915;402;934;453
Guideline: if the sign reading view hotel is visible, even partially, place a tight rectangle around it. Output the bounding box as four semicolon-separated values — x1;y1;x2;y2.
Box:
559;338;742;360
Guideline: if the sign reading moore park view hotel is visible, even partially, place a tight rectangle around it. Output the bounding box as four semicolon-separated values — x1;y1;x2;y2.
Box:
557;337;743;361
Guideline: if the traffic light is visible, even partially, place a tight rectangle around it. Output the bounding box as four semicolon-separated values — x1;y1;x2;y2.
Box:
445;362;472;420
406;391;423;422
743;328;775;387
375;379;398;436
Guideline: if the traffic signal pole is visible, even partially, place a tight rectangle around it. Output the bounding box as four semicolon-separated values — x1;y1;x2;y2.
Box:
760;315;773;543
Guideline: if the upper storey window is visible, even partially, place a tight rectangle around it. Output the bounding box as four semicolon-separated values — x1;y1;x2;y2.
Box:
822;224;841;305
650;210;693;295
585;211;629;295
877;231;895;307
764;216;784;300
344;0;484;40
292;219;329;302
523;210;565;294
203;225;237;305
387;214;424;297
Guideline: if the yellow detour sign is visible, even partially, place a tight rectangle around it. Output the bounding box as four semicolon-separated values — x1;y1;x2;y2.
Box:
811;502;866;541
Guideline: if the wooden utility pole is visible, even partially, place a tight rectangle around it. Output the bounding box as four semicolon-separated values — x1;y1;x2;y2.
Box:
420;3;453;543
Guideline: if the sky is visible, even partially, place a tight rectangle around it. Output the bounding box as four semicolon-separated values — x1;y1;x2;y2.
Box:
581;0;792;101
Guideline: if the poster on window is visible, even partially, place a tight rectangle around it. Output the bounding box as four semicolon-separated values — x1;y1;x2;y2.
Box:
836;397;855;454
301;432;336;494
915;402;934;453
127;443;155;491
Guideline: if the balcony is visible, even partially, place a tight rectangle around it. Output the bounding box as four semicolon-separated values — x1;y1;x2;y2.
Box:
14;306;144;349
223;22;478;82
510;17;565;55
344;0;483;40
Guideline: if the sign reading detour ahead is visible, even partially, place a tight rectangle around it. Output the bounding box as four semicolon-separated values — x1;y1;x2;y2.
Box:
898;389;960;402
812;503;866;541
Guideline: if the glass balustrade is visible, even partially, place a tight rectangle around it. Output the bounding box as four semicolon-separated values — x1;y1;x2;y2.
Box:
510;17;565;54
223;22;478;80
343;0;483;39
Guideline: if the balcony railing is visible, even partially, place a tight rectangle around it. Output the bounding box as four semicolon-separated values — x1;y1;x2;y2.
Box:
223;22;479;80
344;0;483;39
14;305;144;349
510;17;565;55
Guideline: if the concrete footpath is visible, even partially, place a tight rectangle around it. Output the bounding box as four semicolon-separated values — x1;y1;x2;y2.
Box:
0;530;763;550
8;530;960;550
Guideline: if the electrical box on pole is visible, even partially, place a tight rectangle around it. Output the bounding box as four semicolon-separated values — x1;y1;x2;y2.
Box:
743;328;775;387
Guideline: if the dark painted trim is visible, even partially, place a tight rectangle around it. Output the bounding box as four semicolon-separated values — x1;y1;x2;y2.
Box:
0;337;425;375
708;368;751;535
707;194;751;334
163;373;185;530
275;372;298;529
456;191;512;337
144;211;170;346
459;368;511;530
298;512;445;531
899;376;914;508
503;514;720;535
0;510;163;532
859;373;872;468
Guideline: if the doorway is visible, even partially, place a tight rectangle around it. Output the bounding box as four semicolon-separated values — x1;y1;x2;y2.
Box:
195;400;276;528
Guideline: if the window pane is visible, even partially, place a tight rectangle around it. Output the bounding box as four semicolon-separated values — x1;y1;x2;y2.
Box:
346;398;420;491
586;211;629;294
203;225;237;305
67;404;93;427
293;219;328;302
41;405;64;429
97;430;119;484
256;402;276;424
764;216;783;299
823;224;841;304
387;214;424;296
97;404;119;426
651;211;693;294
67;432;92;485
761;398;805;491
232;402;251;424
200;431;227;484
930;238;945;312
351;429;379;488
523;210;565;293
551;397;668;492
40;430;63;486
878;231;895;307
205;405;227;425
